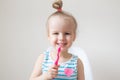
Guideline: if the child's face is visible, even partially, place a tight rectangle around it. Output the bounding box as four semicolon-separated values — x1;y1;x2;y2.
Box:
47;16;76;52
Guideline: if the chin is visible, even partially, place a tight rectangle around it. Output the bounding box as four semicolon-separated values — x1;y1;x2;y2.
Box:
60;47;69;52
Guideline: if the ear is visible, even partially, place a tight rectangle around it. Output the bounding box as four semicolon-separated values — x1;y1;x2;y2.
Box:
47;34;50;40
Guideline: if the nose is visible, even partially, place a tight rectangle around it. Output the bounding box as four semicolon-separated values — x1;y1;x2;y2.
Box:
58;33;65;41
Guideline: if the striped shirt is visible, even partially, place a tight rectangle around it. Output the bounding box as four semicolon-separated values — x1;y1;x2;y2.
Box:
42;51;78;80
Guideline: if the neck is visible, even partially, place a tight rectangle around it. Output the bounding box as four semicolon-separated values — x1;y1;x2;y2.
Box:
59;51;68;57
51;49;71;59
50;49;72;63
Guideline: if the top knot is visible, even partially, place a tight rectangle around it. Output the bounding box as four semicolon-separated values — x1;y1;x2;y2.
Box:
52;0;63;11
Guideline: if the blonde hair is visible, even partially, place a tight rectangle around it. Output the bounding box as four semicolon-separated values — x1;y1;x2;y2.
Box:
46;0;77;33
52;0;63;10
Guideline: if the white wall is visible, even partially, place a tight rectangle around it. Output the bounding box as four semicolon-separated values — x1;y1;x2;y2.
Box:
0;0;120;80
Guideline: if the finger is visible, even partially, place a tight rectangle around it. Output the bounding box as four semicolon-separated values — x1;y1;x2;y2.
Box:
52;68;58;72
48;68;58;74
57;64;60;67
52;64;60;69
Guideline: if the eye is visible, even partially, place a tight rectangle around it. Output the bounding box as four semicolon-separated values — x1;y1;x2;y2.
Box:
53;32;59;35
65;32;71;35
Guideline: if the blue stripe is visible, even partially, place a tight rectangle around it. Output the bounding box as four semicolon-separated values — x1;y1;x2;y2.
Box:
53;78;76;80
42;51;78;79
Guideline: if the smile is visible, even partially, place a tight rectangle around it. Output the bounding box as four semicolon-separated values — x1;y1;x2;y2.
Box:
57;43;67;47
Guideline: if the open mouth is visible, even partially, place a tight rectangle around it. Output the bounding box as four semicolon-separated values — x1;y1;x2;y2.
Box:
57;43;67;47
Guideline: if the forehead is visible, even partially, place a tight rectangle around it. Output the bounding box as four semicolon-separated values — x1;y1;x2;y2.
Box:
48;16;76;31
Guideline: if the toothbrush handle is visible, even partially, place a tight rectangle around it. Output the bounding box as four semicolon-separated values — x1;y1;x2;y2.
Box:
54;56;59;65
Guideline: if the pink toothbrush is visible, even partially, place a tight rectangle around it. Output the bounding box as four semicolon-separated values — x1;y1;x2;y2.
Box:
54;46;61;65
53;46;73;78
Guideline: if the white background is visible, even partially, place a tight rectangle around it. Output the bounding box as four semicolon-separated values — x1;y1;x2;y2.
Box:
0;0;120;80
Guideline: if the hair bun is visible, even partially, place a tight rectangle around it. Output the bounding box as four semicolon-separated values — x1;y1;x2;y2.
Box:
52;0;63;9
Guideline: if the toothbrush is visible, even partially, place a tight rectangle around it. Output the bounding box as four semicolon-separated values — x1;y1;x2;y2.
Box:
53;47;61;80
54;46;61;65
53;46;73;78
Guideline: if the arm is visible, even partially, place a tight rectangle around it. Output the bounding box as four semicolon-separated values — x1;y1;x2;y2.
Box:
29;53;59;80
77;58;85;80
29;53;48;80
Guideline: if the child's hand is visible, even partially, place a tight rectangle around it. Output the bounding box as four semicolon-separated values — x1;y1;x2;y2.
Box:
46;64;60;79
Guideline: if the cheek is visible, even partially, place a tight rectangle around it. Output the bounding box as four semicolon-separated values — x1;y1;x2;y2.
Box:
49;37;57;43
67;36;75;41
71;33;76;41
